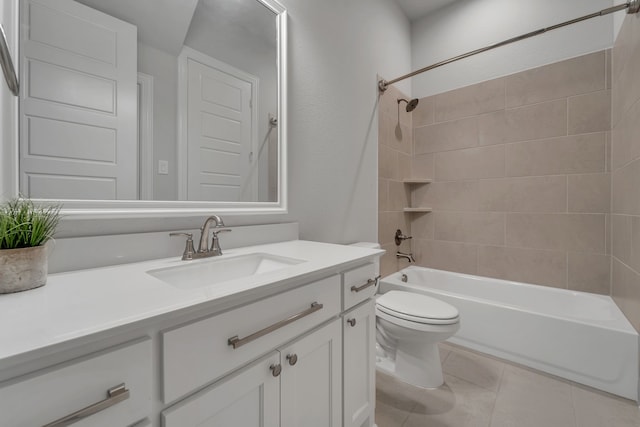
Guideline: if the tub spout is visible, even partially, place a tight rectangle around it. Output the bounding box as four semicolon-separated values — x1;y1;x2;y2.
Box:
397;251;415;263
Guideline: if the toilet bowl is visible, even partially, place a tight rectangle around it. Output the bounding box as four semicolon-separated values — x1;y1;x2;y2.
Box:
376;290;460;389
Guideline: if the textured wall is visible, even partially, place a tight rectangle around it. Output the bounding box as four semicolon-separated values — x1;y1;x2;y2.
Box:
411;0;616;98
379;51;613;291
611;12;640;332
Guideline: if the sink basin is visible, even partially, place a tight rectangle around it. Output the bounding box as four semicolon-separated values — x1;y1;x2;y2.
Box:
148;253;305;289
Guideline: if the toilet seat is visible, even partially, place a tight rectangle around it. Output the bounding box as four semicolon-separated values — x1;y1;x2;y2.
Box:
376;291;459;325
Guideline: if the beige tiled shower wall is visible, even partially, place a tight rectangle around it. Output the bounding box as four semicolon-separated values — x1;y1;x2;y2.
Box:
378;85;414;276
401;50;613;292
611;13;640;332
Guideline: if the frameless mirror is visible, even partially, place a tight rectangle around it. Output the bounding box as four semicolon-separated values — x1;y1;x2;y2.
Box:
17;0;286;214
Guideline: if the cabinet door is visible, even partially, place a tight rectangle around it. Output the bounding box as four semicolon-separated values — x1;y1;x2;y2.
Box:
280;320;342;427
343;300;376;427
162;352;280;427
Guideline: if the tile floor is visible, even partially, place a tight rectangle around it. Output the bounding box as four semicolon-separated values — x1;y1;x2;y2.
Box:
376;343;640;427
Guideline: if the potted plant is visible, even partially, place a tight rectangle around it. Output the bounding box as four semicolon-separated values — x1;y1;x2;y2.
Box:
0;198;60;294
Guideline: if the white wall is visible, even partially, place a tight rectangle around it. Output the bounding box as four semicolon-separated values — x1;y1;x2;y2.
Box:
138;44;178;200
280;0;411;243
411;0;616;97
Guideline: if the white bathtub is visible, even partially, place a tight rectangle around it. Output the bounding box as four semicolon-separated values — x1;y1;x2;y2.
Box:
380;266;639;401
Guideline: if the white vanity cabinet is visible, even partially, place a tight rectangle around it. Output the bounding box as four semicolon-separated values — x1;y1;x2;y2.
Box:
0;241;382;427
343;300;376;427
342;263;378;427
0;339;152;427
163;319;342;427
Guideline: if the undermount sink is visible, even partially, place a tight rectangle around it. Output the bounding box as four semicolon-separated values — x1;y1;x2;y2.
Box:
147;253;306;290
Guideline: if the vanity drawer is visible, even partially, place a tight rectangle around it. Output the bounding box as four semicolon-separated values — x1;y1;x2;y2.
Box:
342;263;379;310
0;338;152;427
162;275;341;403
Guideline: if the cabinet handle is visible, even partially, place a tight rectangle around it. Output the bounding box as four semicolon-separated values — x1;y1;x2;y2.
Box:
351;275;381;293
286;354;298;366
347;318;357;327
228;302;324;349
42;383;130;427
270;364;282;377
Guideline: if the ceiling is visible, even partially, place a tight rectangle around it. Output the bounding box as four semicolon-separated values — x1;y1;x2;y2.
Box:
394;0;460;21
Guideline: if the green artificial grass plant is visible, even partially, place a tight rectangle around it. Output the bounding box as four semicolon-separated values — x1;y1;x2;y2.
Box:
0;198;61;250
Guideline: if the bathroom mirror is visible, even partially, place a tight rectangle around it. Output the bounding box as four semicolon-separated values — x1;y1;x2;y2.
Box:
15;0;287;217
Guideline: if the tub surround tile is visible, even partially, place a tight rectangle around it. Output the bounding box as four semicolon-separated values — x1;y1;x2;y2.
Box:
506;213;605;253
388;180;410;211
612;159;640;215
414;239;478;276
567;252;611;295
477;246;567;288
611;99;640;170
434;145;505;182
611;259;640;332
477;99;567;147
380;243;402;279
490;365;576;427
630;216;640;274
477;176;567;213
411;153;435;180
567;90;611;135
379;144;399;180
410;211;435;240
434;211;505;246
381;50;614;292
414;116;478;154
505;133;606;177
378;179;389;212
505;51;605;108
611;214;632;265
567;173;610;213
433;78;505;123
412;181;479;212
412;95;435;128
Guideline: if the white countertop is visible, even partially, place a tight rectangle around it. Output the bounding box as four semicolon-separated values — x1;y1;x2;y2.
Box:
0;240;383;369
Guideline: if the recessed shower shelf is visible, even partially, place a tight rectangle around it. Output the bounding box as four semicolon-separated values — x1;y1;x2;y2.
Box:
403;207;432;213
403;179;432;185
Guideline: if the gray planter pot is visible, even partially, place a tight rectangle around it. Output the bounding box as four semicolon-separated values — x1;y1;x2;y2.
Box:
0;245;48;294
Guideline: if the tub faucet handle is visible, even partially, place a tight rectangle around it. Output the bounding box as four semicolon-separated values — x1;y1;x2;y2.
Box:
395;229;413;246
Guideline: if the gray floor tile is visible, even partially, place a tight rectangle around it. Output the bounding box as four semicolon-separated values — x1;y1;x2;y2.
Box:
443;346;505;392
572;383;640;427
490;365;576;427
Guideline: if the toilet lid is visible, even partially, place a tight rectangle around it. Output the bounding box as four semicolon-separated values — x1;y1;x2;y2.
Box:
376;291;459;324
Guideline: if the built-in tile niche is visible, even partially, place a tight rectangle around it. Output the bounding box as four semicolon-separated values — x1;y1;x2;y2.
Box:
379;50;613;293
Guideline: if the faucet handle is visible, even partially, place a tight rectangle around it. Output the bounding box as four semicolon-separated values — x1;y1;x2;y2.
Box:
210;229;231;255
170;232;195;261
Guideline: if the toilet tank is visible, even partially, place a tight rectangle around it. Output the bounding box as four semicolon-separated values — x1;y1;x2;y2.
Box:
348;242;381;275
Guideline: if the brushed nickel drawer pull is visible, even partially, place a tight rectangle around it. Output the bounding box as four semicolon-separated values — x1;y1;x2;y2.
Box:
228;302;324;349
270;364;282;377
351;275;381;293
43;383;130;427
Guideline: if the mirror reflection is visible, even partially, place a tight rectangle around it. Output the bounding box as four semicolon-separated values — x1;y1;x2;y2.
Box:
19;0;279;203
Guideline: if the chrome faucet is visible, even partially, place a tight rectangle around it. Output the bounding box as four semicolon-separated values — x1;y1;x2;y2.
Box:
170;215;231;260
396;251;415;263
198;215;226;253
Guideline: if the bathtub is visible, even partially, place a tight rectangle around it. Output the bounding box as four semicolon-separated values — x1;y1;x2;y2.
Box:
379;266;639;401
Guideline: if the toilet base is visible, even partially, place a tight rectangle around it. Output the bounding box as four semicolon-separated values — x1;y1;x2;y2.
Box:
375;344;444;390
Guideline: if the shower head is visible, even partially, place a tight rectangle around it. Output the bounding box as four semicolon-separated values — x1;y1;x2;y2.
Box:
398;98;419;112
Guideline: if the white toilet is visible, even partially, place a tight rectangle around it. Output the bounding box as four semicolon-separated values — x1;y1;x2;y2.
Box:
376;290;460;389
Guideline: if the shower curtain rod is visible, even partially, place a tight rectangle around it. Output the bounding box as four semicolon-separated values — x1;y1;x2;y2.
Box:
378;0;640;92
